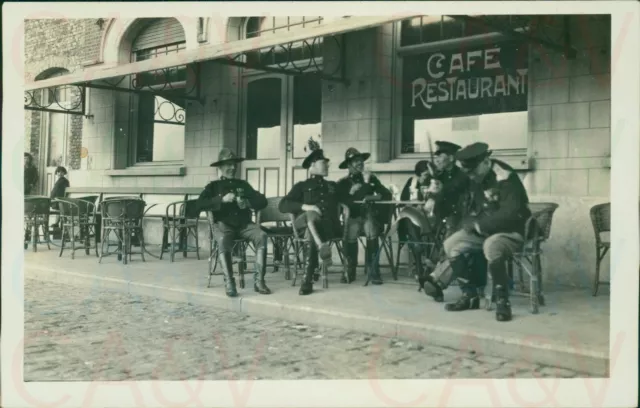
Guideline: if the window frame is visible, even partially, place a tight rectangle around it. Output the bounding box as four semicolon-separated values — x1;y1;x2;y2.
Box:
390;20;532;164
239;17;326;78
127;37;188;167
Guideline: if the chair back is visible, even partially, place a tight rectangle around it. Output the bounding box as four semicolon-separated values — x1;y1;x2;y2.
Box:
166;199;201;219
589;202;611;235
257;197;290;225
101;198;146;221
56;197;96;218
24;197;51;216
525;202;559;242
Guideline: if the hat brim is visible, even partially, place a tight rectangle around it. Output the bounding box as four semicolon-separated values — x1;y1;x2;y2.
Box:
302;154;329;169
210;157;245;167
338;152;371;169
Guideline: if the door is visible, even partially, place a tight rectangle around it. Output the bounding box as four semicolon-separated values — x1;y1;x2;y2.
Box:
39;101;71;195
241;73;322;197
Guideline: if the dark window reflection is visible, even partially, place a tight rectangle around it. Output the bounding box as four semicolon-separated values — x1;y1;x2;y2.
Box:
246;78;282;159
293;75;322;159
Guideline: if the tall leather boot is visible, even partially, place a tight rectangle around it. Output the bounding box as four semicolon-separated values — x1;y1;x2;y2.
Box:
420;247;444;303
489;258;512;321
253;246;271;294
445;255;480;311
342;241;358;283
367;239;383;285
300;244;317;295
219;252;238;297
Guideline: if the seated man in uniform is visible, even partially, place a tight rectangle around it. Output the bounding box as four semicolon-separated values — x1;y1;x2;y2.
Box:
337;148;392;285
397;160;441;291
279;147;350;295
428;142;531;322
432;141;468;238
197;148;270;298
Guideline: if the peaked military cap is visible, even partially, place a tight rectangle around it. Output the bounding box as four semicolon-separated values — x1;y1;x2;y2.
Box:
434;141;462;156
339;147;371;169
302;149;330;169
455;142;493;171
210;148;245;167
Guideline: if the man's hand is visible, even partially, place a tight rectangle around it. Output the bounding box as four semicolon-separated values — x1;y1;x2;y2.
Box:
461;218;477;233
363;194;381;203
423;198;435;214
427;180;443;194
302;204;322;216
222;192;236;203
350;184;363;195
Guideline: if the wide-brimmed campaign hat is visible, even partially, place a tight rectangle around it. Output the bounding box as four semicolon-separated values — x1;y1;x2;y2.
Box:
210;148;245;167
338;147;371;169
455;142;493;171
302;149;330;169
435;141;461;156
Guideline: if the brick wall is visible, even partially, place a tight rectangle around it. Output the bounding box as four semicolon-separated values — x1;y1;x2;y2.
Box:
24;18;106;192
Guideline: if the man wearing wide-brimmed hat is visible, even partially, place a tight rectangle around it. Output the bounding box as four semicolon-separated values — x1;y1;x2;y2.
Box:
196;148;270;298
425;142;531;322
279;145;351;295
336;147;392;285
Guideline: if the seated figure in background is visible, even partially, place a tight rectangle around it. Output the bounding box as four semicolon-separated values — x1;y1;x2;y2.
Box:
49;166;70;237
197;148;270;298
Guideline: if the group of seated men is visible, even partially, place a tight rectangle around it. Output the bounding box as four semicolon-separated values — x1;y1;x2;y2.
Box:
196;140;531;323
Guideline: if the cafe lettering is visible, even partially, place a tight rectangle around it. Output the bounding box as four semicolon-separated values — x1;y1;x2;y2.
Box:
403;41;529;119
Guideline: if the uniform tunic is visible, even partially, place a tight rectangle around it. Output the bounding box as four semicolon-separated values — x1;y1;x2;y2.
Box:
336;173;392;240
433;164;468;233
279;175;349;240
196;177;268;251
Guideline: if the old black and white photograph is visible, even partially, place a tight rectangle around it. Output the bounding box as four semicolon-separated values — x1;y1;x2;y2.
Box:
3;2;639;407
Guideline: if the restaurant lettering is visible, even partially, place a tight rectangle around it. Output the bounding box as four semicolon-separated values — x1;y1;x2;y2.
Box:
403;42;528;119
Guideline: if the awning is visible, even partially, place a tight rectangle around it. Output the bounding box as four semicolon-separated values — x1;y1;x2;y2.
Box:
25;15;419;92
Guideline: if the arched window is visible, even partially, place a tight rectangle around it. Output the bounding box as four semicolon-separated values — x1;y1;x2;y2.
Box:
242;17;325;69
130;18;187;164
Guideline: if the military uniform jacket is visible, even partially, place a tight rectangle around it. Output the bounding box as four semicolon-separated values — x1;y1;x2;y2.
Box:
434;164;468;222
457;160;531;237
279;175;351;227
197;177;267;229
336;173;392;219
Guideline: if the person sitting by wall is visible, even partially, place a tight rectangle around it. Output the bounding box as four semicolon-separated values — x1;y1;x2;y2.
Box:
426;142;531;322
49;166;70;237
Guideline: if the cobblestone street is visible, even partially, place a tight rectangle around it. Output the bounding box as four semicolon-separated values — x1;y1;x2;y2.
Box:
23;279;586;381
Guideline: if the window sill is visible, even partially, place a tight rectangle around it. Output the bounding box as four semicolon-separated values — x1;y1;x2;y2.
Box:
370;153;532;173
105;166;186;177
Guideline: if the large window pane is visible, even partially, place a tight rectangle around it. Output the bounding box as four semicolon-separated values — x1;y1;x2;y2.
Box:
47;112;67;167
400;40;528;153
292;75;322;159
246;78;282;160
136;94;185;163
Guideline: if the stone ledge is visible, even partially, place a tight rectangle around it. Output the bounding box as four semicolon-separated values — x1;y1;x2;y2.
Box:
25;267;609;376
105;166;186;177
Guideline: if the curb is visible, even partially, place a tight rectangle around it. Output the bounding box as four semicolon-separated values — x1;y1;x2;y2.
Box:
27;266;608;376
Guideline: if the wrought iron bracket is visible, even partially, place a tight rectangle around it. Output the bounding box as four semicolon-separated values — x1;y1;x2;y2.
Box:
24;85;87;116
84;63;204;105
451;15;577;60
215;35;350;86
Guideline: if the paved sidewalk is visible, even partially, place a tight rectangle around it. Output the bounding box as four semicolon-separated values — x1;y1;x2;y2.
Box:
21;249;610;376
24;279;588;381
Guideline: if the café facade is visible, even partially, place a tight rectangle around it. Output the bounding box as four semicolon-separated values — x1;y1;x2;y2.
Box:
24;14;612;288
